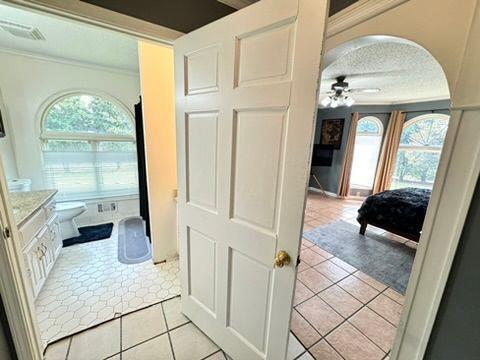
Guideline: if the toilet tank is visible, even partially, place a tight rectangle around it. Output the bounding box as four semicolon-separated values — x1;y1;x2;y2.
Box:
7;179;32;192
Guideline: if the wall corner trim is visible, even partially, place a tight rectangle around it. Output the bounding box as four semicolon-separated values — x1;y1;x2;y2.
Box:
326;0;410;38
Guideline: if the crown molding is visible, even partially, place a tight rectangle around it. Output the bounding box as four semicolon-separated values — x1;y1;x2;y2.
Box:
326;0;410;38
1;0;183;44
0;46;140;77
217;0;256;10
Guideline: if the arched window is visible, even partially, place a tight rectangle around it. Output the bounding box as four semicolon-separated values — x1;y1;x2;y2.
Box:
350;116;383;190
41;93;138;200
392;114;449;189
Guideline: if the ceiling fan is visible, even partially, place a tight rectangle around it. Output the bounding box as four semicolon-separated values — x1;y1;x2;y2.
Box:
320;76;380;108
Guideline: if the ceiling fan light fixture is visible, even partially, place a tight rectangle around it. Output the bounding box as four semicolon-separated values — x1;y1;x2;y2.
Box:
330;98;339;108
321;96;331;107
345;96;355;107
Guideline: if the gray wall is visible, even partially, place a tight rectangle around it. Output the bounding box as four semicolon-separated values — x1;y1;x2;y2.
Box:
424;178;480;359
311;100;451;194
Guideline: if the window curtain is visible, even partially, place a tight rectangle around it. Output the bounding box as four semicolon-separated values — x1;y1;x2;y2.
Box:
373;110;406;194
338;112;360;198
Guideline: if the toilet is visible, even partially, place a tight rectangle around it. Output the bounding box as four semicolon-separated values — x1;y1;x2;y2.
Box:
55;202;87;240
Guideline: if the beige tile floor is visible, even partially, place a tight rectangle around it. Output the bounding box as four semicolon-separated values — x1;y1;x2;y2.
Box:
291;193;414;360
36;221;181;346
43;193;413;360
44;296;312;360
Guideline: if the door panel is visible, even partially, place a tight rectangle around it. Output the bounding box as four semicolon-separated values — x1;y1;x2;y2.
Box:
186;112;219;212
231;109;286;232
228;249;272;352
187;227;217;314
235;21;295;87
175;0;328;358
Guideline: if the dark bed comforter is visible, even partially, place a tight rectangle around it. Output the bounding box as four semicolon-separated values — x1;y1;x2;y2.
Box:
357;188;431;239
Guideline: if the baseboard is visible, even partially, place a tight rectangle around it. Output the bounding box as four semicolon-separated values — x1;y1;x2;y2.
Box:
308;187;338;198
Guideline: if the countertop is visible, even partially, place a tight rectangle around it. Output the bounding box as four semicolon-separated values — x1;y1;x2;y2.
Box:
9;190;58;227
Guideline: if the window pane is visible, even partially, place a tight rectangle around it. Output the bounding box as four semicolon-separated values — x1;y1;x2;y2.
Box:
393;115;449;190
44;95;134;136
97;141;138;195
357;118;381;134
391;149;441;190
43;140;97;197
400;117;448;146
350;134;382;189
43;140;138;200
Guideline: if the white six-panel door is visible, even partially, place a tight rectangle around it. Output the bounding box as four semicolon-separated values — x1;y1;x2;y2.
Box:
174;0;328;358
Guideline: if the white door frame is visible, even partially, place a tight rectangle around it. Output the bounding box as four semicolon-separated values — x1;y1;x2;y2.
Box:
0;1;478;359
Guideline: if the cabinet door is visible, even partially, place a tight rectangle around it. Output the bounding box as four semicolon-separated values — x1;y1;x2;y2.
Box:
35;227;51;274
48;215;62;259
24;239;46;299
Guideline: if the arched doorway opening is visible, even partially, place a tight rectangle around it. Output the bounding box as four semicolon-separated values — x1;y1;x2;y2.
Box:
296;35;452;360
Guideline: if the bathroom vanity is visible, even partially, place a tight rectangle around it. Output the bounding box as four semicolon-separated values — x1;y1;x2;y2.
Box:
10;190;61;299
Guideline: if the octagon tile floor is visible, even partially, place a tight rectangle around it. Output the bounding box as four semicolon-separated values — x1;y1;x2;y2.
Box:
35;221;180;347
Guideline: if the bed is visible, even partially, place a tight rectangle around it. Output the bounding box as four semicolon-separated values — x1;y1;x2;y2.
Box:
356;188;431;242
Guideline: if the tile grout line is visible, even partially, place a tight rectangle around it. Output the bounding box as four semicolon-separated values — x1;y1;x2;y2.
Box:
299;289;391;357
119;315;123;360
297;286;393;356
47;295;182;353
160;300;177;360
299;242;405;329
298;253;404;327
64;336;73;360
294;261;398;356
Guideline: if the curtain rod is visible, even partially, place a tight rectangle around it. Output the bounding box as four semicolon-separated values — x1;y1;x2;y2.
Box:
351;109;450;115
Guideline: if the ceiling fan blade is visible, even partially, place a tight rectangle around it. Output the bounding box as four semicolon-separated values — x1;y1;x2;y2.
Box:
322;70;405;82
349;88;381;93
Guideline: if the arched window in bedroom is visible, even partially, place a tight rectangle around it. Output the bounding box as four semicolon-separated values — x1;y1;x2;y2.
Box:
392;113;449;189
350;116;384;191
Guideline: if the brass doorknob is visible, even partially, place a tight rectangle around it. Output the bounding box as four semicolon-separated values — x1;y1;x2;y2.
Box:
274;250;291;268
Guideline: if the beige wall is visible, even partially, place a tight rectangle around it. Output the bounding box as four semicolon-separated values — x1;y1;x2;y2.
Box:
138;41;178;263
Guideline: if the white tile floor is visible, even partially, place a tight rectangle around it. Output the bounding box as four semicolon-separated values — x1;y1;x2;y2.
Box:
36;221;180;346
45;296;310;360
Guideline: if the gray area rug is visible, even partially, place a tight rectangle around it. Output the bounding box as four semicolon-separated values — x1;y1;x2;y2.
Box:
118;216;152;264
303;221;415;294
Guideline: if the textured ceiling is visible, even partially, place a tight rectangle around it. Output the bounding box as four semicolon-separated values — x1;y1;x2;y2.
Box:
320;42;450;104
0;4;139;72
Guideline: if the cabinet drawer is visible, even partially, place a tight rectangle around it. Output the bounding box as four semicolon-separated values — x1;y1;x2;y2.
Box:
19;208;47;249
43;199;56;220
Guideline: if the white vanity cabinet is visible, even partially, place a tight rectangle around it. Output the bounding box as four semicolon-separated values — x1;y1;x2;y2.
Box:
19;198;61;299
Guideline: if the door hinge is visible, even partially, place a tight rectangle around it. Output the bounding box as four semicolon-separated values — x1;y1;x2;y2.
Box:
2;226;11;240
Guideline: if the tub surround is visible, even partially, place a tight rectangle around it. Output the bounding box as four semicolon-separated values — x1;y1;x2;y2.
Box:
9;190;57;227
